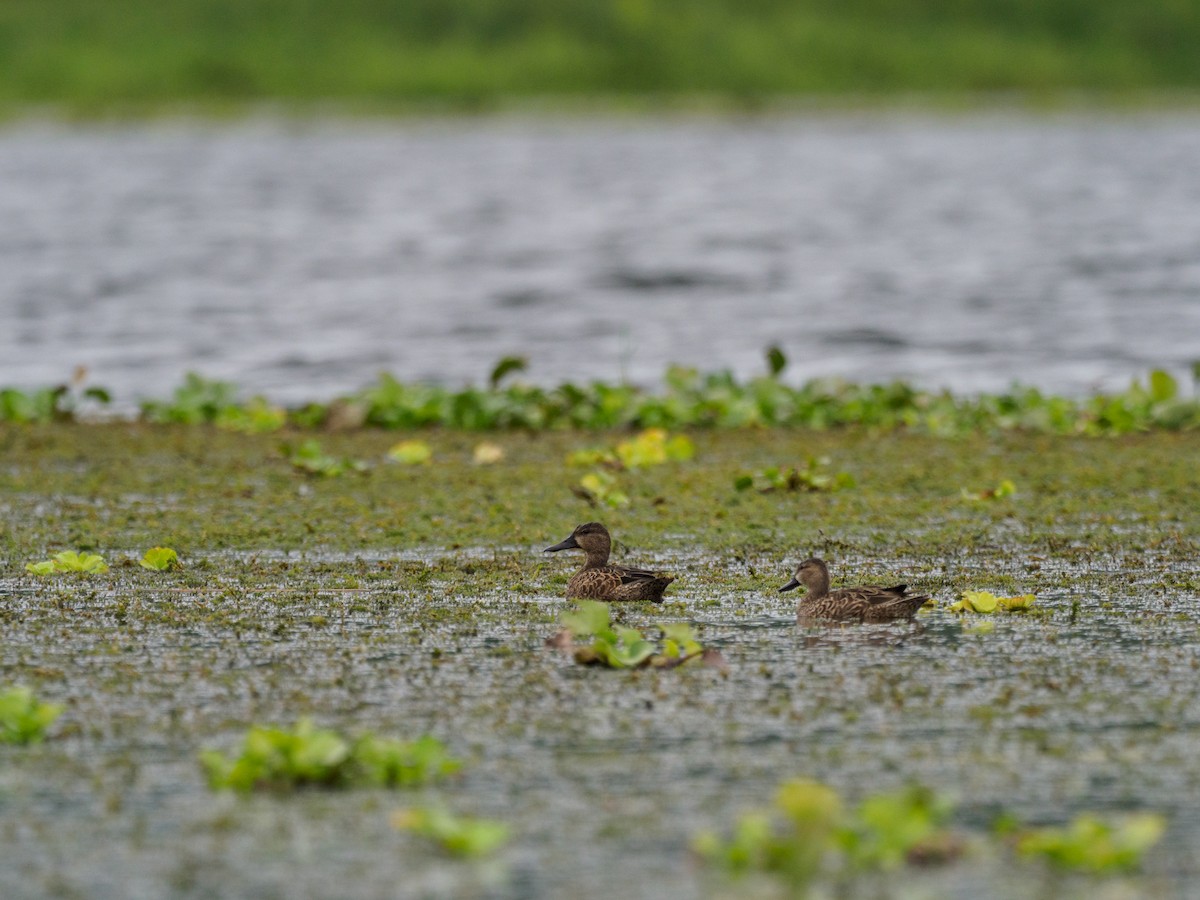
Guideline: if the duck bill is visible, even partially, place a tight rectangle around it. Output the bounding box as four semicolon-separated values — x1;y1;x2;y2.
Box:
779;577;801;593
544;534;580;553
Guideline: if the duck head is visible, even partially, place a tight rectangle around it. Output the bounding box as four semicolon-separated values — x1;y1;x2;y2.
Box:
779;557;830;595
545;522;612;566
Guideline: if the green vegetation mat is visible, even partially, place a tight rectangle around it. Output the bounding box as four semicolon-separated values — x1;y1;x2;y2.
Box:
3;0;1200;114
1;423;1199;894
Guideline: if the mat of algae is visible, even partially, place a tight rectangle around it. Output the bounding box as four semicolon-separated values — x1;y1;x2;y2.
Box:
2;425;1200;898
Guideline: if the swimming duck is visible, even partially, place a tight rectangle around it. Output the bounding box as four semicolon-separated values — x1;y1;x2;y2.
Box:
544;522;674;602
779;557;929;622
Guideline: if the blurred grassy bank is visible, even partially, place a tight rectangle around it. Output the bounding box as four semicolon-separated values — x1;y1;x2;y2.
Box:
3;0;1200;115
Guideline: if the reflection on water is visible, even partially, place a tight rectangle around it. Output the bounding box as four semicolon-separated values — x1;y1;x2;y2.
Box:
2;114;1199;402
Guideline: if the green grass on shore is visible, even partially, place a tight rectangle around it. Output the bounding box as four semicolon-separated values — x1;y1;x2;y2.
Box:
3;0;1200;115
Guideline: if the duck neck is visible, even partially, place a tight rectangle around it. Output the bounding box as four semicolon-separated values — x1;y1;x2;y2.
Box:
803;568;830;599
582;544;610;569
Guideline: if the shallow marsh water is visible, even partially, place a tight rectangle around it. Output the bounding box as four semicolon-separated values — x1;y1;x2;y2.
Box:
3;114;1200;401
2;426;1200;897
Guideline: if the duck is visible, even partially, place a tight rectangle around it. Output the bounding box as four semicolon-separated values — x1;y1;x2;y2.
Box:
544;522;674;602
779;557;929;622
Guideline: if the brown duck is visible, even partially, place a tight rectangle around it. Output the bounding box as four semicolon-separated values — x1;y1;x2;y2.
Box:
544;522;674;602
779;557;929;622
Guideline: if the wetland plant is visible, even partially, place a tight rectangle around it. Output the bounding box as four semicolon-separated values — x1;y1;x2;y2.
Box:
567;428;695;470
947;590;1038;614
201;719;460;792
140;372;278;429
734;457;855;493
573;470;630;509
1014;813;1165;873
139;546;182;571
391;807;510;858
0;686;64;744
387;439;433;465
10;364;1200;434
25;550;109;575
550;601;726;670
281;440;367;477
694;779;960;886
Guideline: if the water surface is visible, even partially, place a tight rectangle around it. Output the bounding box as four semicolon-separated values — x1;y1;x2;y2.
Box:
2;114;1199;401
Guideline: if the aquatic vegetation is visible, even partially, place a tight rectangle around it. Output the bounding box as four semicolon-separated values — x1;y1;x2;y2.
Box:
614;428;695;469
392;807;510;858
351;733;463;788
1015;813;1166;873
282;440;366;477
694;779;960;886
8;365;1200;435
962;479;1017;501
214;397;286;434
574;470;630;509
139;546;182;571
567;428;695;470
549;601;726;670
25;550;109;575
996;593;1037;611
0;686;64;745
201;719;460;792
948;591;1037;614
388;439;433;465
734;457;855;493
140;372;245;425
0;378;111;424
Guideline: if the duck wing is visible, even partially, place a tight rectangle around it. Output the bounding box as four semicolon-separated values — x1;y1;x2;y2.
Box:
613;564;671;585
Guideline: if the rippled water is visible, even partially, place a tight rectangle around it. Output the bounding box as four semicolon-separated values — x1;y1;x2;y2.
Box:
2;114;1200;402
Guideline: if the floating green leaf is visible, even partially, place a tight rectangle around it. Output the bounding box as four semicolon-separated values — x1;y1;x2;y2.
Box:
25;550;109;575
388;439;433;465
736;457;855;493
283;440;366;477
558;600;612;638
202;719;459;792
1017;813;1166;873
392;807;510;858
996;593;1037;611
0;686;64;744
140;546;182;571
949;590;999;614
576;470;630;508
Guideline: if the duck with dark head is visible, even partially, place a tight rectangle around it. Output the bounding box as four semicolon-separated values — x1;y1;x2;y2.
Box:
780;557;929;622
544;522;674;602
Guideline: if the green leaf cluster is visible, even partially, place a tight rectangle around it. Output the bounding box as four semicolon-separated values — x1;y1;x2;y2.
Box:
694;780;956;887
201;719;460;792
557;602;711;670
0;686;64;744
139;546;182;571
734;457;855;493
387;439;433;465
25;550;109;575
392;807;510;858
576;470;630;509
1016;813;1165;873
948;590;1037;614
281;440;366;477
10;364;1200;434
